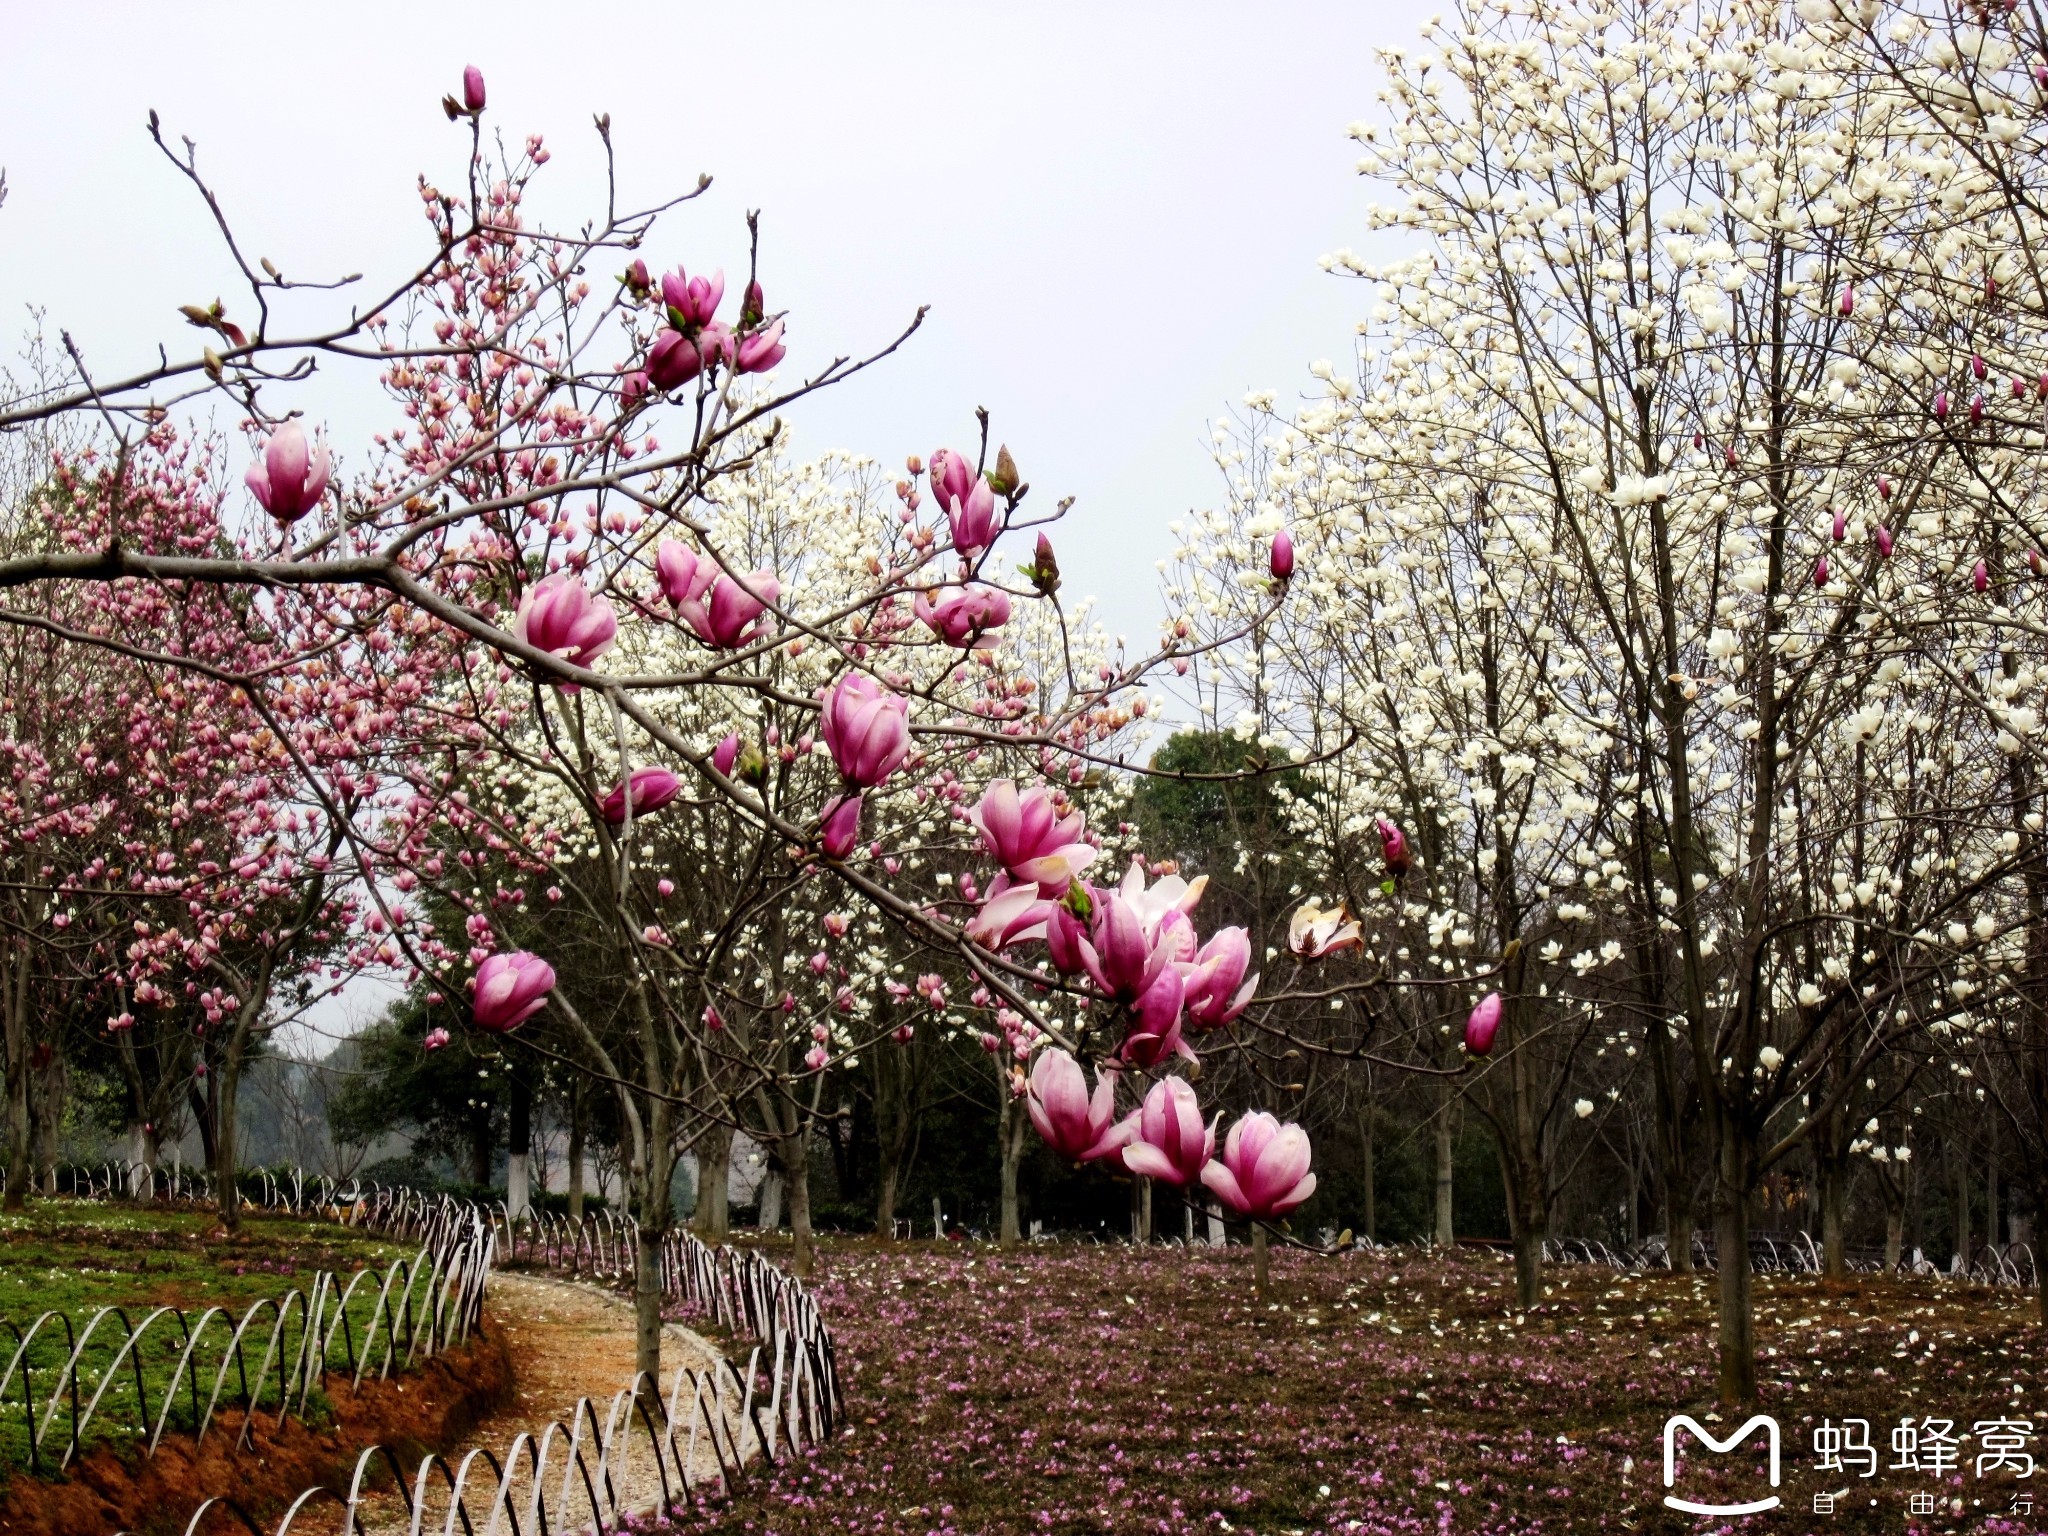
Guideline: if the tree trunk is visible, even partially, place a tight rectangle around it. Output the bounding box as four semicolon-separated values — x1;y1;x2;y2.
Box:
2;945;32;1213
784;1134;814;1278
506;1065;532;1219
692;1120;731;1242
1713;1134;1757;1406
567;1079;587;1222
1817;1134;1848;1281
876;1155;900;1238
1252;1223;1270;1297
1950;1142;1971;1276
873;1035;918;1238
1884;1203;1905;1272
997;1076;1028;1250
1433;1092;1455;1246
32;1047;63;1195
632;1117;675;1387
467;1096;492;1189
1988;1136;2001;1250
1360;1095;1377;1243
214;1007;260;1233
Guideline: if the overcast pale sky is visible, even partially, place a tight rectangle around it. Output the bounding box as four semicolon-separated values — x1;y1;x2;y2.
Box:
2;1;1435;1048
1;2;1437;641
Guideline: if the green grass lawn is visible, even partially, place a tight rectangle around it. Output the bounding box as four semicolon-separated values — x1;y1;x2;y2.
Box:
0;1201;442;1476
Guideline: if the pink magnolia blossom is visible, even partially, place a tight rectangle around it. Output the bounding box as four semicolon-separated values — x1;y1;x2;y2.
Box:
1288;899;1361;959
656;541;779;646
599;765;682;825
661;266;725;326
1119;1075;1215;1187
423;1027;451;1051
1079;862;1205;1003
1465;991;1502;1056
929;447;999;552
647;328;710;390
1202;1111;1317;1220
1837;283;1854;317
914;584;1011;648
1377;817;1411;877
1270;528;1295;581
1814;555;1829;588
820;792;863;859
1119;966;1191;1067
1974;558;1990;592
734;318;786;374
1045;902;1089;974
514;575;617;671
966;878;1051;950
474;951;555;1032
1026;1049;1130;1163
462;65;486;113
1182;926;1257;1031
245;421;331;524
970;779;1096;893
821;673;910;787
712;732;741;777
1875;526;1895;558
1832;508;1847;542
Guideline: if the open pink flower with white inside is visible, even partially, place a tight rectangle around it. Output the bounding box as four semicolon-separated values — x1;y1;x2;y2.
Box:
1201;1110;1316;1220
965;876;1051;951
969;780;1096;893
1287;898;1361;960
1026;1048;1130;1163
1119;1075;1215;1187
1080;861;1205;1002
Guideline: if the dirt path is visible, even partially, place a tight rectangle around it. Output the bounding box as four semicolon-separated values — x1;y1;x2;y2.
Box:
352;1273;739;1534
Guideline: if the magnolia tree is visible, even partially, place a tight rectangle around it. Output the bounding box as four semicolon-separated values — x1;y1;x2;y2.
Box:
0;68;1326;1376
1146;0;2048;1403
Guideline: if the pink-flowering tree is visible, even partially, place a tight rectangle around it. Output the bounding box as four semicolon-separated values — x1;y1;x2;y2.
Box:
0;71;1277;1377
0;430;363;1223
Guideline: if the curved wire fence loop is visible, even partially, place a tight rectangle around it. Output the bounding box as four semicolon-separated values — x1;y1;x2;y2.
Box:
1;1173;493;1471
11;1167;842;1536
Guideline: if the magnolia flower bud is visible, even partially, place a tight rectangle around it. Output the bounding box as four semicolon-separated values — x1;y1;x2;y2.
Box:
1271;528;1295;581
987;443;1021;498
1837;283;1854;317
463;66;487;114
1974;558;1990;593
1814;555;1829;588
1024;532;1061;596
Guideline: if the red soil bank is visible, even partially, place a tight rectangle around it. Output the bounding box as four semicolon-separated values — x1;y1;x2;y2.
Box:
0;1331;513;1536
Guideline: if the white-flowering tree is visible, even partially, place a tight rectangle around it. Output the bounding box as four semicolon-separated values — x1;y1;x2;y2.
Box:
1167;0;2048;1399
